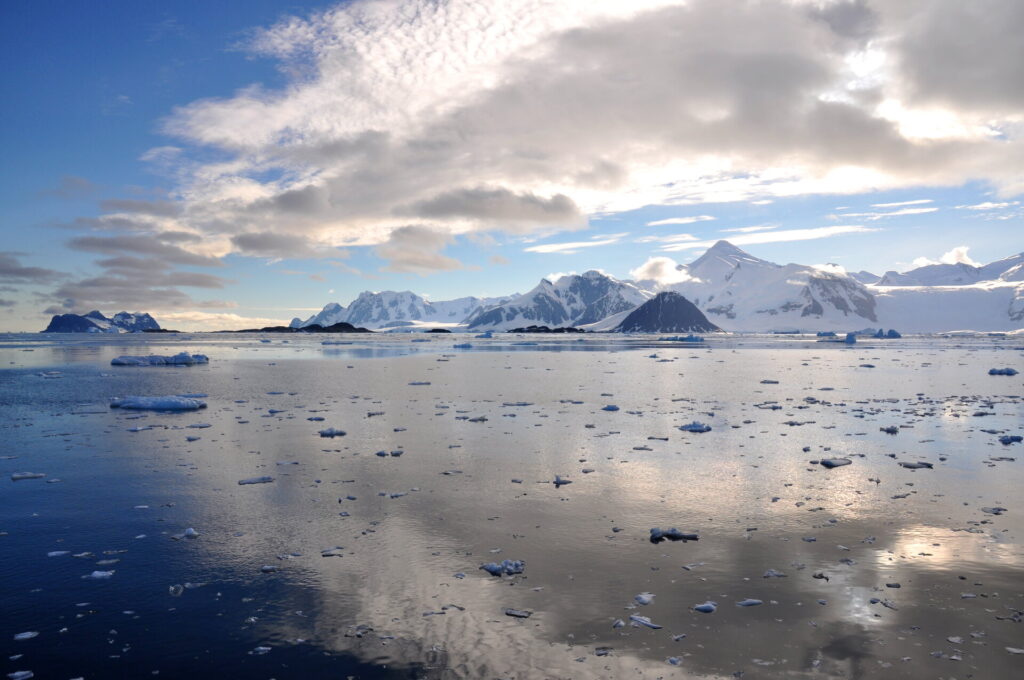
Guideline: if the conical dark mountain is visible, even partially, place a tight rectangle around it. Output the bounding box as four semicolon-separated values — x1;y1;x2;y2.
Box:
614;292;721;333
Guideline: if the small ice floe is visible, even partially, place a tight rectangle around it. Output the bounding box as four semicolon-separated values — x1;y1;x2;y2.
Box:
988;368;1018;376
452;343;472;349
678;421;711;433
667;657;681;666
238;476;274;485
999;435;1022;445
628;614;662;629
250;646;272;655
898;461;933;470
318;427;346;437
110;353;209;366
82;570;115;579
981;506;1007;515
553;475;572;487
692;601;717;614
408;381;431;386
475;331;493;338
47;551;69;557
763;569;787;578
260;565;279;573
480;559;525;576
171;527;200;540
650;527;699;543
634;592;655;605
7;671;34;680
818;458;852;469
879;425;898;434
110;396;206;411
736;599;763;607
320;547;345;557
13;632;38;641
504;608;532;618
10;472;45;481
601;405;619;412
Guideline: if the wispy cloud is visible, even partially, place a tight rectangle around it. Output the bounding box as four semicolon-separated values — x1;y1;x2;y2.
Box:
659;225;876;252
956;201;1018;210
827;207;938;220
720;224;777;234
525;233;627;254
645;215;715;227
635;233;697;244
870;199;933;208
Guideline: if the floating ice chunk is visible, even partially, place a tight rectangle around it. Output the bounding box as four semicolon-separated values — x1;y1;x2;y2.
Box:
736;599;763;607
13;632;38;641
634;592;655;605
553;475;572;486
260;565;279;573
111;352;210;366
475;331;493;338
981;506;1007;515
238;476;274;485
650;527;699;543
988;368;1018;376
47;551;69;557
111;396;206;411
999;435;1022;445
628;614;662;629
612;619;624;629
83;570;115;579
818;458;852;468
8;671;34;680
250;646;272;655
667;657;681;665
693;601;717;613
480;559;525;576
408;381;431;386
763;569;787;578
10;472;45;481
453;343;472;349
318;427;347;437
504;608;532;618
879;425;898;434
601;405;619;412
898;461;933;469
678;421;711;433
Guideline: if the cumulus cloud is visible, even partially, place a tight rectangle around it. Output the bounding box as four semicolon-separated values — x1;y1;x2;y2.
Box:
911;245;981;269
629;256;696;285
230;231;345;259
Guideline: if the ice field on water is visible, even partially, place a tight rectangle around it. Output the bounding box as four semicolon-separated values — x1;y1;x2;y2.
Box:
1;332;1022;679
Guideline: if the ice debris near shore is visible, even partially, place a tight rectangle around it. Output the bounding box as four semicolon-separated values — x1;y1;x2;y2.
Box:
110;395;207;410
650;527;699;543
480;559;525;576
110;352;209;366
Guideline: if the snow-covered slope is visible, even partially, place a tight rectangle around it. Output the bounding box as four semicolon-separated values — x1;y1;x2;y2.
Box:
663;241;878;332
465;270;653;330
877;253;1024;286
871;281;1024;332
292;293;513;330
849;270;881;285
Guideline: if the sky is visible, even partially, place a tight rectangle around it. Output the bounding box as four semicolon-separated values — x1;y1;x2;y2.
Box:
1;0;1022;331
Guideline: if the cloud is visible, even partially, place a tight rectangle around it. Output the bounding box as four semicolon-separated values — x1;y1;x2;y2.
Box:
720;224;778;234
524;233;627;254
956;201;1018;210
911;245;980;269
870;198;933;207
0;253;61;284
106;0;1017;273
659;225;877;252
38;175;99;199
375;226;463;274
230;231;343;259
645;215;715;227
154;311;288;331
68;235;222;267
489;254;510;265
629;256;695;285
635;233;698;244
827;206;938;220
99;198;182;217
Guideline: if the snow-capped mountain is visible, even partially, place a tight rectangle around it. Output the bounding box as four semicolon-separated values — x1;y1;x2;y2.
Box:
877;253;1024;286
849;270;881;285
657;241;878;332
291;292;513;330
465;270;653;330
42;310;161;333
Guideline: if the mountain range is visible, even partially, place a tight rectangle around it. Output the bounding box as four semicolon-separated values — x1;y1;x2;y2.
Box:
289;240;1024;333
42;310;161;333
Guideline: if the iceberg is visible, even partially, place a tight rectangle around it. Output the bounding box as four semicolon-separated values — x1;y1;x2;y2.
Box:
678;421;711;433
110;396;207;411
111;352;209;366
